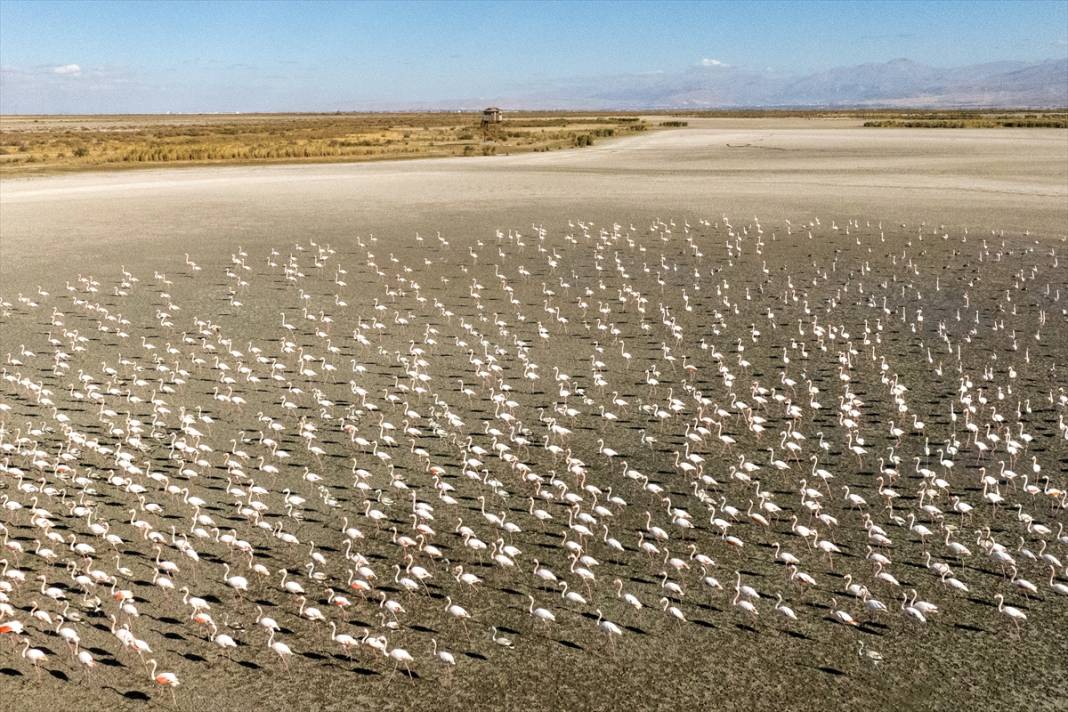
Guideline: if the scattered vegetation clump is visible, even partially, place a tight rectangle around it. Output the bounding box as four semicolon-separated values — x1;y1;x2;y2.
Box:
863;115;1067;128
660;120;689;127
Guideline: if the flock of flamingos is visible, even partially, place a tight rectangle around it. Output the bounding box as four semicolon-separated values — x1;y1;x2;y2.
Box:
0;215;1065;705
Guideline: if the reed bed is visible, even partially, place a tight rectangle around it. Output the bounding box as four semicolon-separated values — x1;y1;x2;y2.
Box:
0;112;648;174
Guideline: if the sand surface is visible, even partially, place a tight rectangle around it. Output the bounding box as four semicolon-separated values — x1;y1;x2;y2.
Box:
3;121;1066;291
0;121;1066;712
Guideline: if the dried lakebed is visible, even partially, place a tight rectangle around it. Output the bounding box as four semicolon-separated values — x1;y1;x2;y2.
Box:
1;124;1066;711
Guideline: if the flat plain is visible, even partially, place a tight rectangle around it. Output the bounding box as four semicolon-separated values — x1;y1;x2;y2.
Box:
0;112;648;176
1;119;1066;712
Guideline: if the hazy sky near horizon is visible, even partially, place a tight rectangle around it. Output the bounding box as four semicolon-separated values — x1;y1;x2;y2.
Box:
2;0;1066;113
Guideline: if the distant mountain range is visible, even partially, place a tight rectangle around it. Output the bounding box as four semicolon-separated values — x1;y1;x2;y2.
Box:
464;57;1068;110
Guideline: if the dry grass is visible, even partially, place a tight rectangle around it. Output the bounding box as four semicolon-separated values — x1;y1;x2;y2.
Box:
860;111;1067;128
665;108;1068;123
0;112;649;175
4;109;1061;176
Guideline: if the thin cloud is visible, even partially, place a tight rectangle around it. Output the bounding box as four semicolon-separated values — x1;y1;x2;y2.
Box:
701;58;729;67
1;63;151;114
858;33;916;42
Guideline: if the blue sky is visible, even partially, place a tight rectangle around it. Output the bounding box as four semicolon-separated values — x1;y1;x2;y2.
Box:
1;0;1066;113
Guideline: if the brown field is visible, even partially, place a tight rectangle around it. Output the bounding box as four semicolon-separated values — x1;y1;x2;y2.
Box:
0;112;649;175
670;108;1067;123
2;110;1063;178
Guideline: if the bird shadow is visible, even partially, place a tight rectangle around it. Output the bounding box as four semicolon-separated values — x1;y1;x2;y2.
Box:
953;622;987;634
349;666;379;676
781;629;813;640
814;665;848;677
409;624;437;634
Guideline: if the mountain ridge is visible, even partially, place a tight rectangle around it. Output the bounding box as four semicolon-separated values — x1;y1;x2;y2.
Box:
457;57;1068;110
